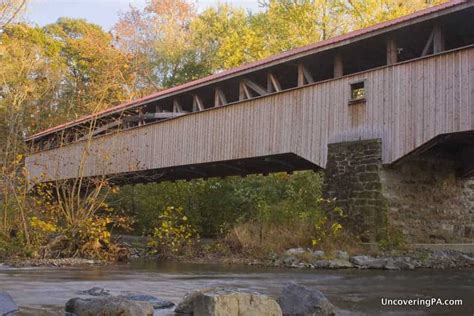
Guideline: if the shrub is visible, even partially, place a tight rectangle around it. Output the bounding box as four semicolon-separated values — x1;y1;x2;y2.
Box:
147;206;198;256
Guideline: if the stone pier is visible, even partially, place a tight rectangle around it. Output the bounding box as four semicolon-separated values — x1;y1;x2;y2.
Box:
324;139;474;243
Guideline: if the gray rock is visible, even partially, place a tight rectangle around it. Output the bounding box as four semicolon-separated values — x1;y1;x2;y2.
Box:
120;294;174;309
277;283;336;316
327;259;353;269
312;260;330;268
350;256;386;269
312;259;352;269
0;292;18;316
461;254;474;264
383;259;399;270
283;255;298;266
394;261;415;270
175;287;214;314
65;297;154;316
312;250;325;259
335;250;349;260
176;288;282;315
78;287;110;296
349;255;370;266
284;248;306;256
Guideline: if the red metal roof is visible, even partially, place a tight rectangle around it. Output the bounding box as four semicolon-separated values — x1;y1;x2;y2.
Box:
27;0;470;141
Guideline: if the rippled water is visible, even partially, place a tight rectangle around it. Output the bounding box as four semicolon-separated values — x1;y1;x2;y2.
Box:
0;260;473;315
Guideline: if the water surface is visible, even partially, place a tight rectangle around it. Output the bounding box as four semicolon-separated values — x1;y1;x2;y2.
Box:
0;260;472;315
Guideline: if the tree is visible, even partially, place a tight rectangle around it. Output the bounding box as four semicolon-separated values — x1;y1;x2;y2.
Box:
343;0;448;29
257;0;349;54
0;23;61;243
190;4;266;71
44;18;137;118
0;0;26;29
0;20;136;255
113;0;205;90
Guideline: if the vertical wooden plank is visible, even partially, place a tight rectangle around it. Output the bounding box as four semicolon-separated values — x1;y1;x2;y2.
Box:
298;64;305;87
386;37;397;65
334;53;343;78
433;24;445;54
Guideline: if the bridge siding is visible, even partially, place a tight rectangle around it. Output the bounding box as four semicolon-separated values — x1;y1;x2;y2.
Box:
26;47;474;181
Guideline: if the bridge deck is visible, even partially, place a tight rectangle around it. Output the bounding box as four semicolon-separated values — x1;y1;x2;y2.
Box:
25;46;474;182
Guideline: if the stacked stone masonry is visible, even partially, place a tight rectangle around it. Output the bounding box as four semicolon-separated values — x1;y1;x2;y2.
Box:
324;139;474;243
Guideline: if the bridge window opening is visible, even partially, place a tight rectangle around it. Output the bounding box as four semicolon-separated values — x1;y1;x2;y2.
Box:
343;38;386;75
218;79;239;104
196;86;216;109
303;52;333;82
277;64;298;90
443;11;474;50
179;94;194;112
350;81;365;103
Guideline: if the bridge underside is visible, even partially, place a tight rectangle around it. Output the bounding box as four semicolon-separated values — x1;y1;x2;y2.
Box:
392;131;474;178
108;153;320;185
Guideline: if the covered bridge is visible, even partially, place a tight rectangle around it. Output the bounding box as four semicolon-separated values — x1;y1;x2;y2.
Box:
25;1;474;242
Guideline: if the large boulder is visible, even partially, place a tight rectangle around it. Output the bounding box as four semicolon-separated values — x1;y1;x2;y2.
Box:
175;288;282;315
65;297;154;316
175;287;214;314
0;292;18;316
277;283;336;316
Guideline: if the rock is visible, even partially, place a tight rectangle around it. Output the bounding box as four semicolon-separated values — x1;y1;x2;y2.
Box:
460;254;474;264
176;288;282;315
349;255;370;266
334;250;349;260
78;287;110;296
311;259;352;269
120;294;174;309
388;257;416;270
277;283;336;316
327;259;353;269
394;260;415;270
175;287;214;314
284;248;306;256
65;297;154;316
350;256;386;269
283;255;298;266
312;250;325;259
383;259;399;270
0;292;18;316
312;260;330;268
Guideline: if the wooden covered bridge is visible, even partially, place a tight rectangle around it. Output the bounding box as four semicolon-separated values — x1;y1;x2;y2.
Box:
25;0;474;185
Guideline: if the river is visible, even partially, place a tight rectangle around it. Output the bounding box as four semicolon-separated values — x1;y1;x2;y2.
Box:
0;260;472;315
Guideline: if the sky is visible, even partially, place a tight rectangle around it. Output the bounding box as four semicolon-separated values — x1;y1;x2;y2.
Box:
25;0;262;30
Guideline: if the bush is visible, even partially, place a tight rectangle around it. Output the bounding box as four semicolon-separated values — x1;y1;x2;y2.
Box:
110;170;324;238
147;206;198;256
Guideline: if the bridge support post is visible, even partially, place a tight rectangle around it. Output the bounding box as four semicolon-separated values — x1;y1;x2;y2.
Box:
324;139;474;244
324;139;388;242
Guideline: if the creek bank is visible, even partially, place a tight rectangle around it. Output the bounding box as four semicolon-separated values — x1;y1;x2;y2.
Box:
164;247;474;271
266;248;474;270
2;257;105;268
